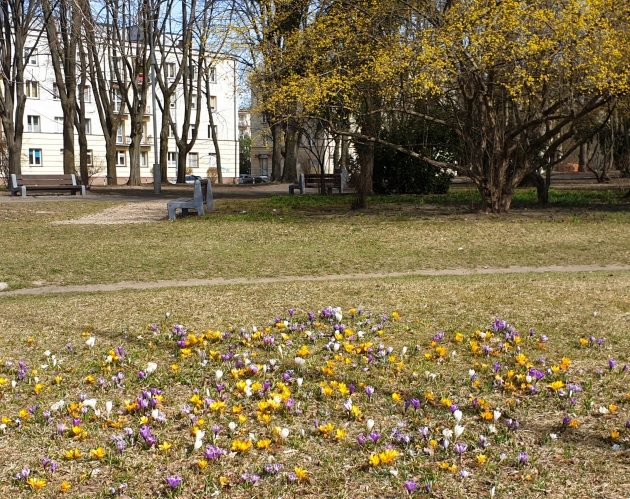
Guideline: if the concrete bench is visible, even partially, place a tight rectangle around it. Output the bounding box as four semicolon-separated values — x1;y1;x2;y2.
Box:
289;173;342;195
9;173;86;197
167;179;214;221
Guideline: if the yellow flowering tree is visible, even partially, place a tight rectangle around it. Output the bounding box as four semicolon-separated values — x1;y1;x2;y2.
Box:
267;0;630;212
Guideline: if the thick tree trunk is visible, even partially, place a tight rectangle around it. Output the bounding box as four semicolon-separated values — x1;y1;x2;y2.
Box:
127;115;143;186
176;145;187;183
354;140;374;209
271;122;283;180
282;119;299;182
77;121;88;185
105;135;117;185
62;114;76;174
7;137;23;176
525;171;549;205
479;181;514;213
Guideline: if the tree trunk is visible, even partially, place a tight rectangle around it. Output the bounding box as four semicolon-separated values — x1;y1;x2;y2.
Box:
7;136;23;176
127;110;143;186
77;121;88;185
105;135;117;185
479;180;514;213
353;140;374;209
282;119;299;182
177;144;187;182
208;105;223;184
62;111;76;174
271;122;283;180
525;171;549;205
159;96;170;183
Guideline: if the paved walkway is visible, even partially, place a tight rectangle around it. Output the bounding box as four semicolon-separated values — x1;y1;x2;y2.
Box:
1;264;628;298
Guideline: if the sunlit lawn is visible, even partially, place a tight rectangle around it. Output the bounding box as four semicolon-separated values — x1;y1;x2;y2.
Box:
0;188;628;290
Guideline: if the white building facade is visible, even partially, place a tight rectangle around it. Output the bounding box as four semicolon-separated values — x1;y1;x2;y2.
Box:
19;35;239;184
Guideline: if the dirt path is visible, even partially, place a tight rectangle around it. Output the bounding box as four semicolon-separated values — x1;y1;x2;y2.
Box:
1;264;628;298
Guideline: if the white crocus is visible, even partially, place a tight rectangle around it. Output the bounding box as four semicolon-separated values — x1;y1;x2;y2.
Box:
83;399;97;410
194;430;205;451
85;336;96;348
105;401;113;417
215;369;223;381
366;419;375;432
454;424;465;440
51;399;65;412
146;362;158;375
453;410;463;423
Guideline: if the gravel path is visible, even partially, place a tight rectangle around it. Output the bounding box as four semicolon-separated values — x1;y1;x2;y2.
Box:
1;264;628;298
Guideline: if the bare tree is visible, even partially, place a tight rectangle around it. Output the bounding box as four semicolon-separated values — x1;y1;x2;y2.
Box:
0;0;46;176
41;0;80;175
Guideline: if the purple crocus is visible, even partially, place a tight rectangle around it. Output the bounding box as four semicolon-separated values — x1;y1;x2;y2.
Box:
518;451;529;465
404;480;417;493
264;463;283;474
454;442;468;455
608;358;617;370
166;475;182;489
365;386;375;399
204;445;226;461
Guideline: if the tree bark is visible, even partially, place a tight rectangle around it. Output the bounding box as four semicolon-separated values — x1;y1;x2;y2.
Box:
282;119;299;182
271;122;283;180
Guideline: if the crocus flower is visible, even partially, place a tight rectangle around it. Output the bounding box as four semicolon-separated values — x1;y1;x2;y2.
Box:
518;452;529;465
166;475;182;488
454;442;468;455
404;480;417;493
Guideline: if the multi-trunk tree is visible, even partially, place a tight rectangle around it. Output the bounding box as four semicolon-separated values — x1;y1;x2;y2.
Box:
268;0;630;212
0;0;46;176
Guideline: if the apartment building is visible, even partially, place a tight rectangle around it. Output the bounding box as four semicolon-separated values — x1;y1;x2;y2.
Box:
19;34;239;184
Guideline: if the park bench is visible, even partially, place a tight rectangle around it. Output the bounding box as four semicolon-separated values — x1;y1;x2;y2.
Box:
9;173;86;197
289;173;342;195
167;179;214;221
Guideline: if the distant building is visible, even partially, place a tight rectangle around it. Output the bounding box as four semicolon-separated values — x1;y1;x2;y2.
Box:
18;32;239;184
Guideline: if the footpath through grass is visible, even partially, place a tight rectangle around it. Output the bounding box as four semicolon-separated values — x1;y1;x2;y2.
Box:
0;272;628;497
0;189;628;290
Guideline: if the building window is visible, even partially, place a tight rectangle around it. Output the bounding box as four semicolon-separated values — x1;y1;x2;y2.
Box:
116;151;126;167
188;64;197;79
25;81;39;98
208;65;216;83
191;94;197;110
27;115;40;132
25;47;37;66
140;151;148;168
113;90;123;112
259;155;269;176
116;123;125;144
82;85;91;103
189;125;196;140
188;152;198;169
52;83;60;100
85;118;92;134
261;114;268;124
55;116;64;133
29;148;42;166
209;96;217;112
166;62;176;79
208;124;217;138
167;151;177;168
87;150;93;167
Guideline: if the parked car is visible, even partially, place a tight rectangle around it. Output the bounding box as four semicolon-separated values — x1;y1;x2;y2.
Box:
238;174;269;184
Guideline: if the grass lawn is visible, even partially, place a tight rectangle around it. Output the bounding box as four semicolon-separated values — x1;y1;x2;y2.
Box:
0;189;628;497
0;188;628;290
